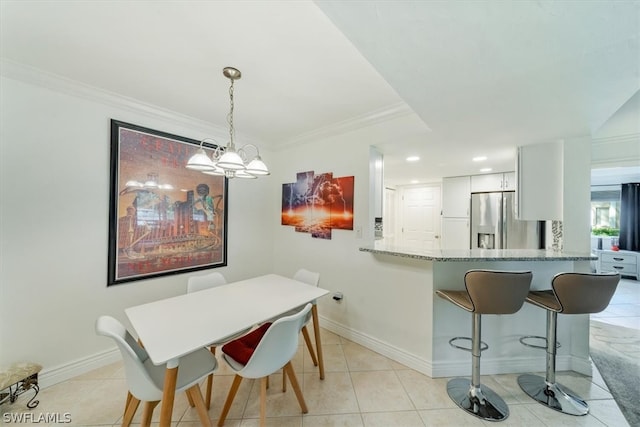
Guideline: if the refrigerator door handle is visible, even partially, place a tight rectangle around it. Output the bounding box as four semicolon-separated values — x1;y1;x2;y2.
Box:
501;193;507;249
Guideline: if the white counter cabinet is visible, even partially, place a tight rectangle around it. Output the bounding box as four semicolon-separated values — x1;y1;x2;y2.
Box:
360;242;596;378
441;218;469;250
595;249;639;279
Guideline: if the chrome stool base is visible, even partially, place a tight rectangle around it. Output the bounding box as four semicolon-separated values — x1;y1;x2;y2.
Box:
518;374;588;416
446;378;509;421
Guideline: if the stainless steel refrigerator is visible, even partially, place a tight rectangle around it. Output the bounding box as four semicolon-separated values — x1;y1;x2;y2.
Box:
470;191;544;249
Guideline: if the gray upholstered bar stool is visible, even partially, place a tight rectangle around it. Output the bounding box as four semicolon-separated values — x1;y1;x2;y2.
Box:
436;269;533;422
518;272;620;416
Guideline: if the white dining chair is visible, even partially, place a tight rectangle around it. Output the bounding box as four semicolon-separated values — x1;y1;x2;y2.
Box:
95;315;217;427
187;270;227;293
186;270;252;408
217;304;312;427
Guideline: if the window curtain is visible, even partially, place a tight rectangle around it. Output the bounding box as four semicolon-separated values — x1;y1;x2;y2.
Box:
619;182;640;252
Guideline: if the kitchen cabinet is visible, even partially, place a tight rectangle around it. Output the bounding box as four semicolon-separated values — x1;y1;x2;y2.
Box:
441;217;470;249
470;172;515;192
442;176;470;217
516;141;563;220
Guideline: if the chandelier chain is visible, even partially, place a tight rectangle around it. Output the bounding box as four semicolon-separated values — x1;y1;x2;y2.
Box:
228;79;235;149
185;66;269;178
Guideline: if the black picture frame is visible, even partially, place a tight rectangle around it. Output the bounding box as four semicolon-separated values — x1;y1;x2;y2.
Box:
108;120;228;286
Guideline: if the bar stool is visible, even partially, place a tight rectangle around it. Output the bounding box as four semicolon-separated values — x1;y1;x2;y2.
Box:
518;272;620;416
436;269;532;421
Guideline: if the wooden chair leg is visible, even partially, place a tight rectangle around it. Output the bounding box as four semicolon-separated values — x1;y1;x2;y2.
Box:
311;304;325;379
122;395;140;427
186;389;195;407
302;325;318;366
205;346;216;410
217;374;243;427
123;392;133;420
283;361;308;413
205;374;214;410
260;377;268;427
186;385;212;427
282;367;287;392
141;401;159;427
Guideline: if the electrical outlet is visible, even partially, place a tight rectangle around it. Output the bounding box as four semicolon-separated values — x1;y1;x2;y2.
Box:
355;226;363;238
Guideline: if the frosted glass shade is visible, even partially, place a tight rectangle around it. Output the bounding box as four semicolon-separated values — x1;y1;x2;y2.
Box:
246;157;270;175
217;150;246;170
186;149;215;171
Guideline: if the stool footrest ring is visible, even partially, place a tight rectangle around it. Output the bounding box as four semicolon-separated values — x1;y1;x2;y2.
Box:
449;337;488;352
519;335;560;350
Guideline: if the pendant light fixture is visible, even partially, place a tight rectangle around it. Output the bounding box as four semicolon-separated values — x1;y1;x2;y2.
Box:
186;67;269;179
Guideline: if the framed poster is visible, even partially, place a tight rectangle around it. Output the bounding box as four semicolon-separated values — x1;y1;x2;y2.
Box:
108;120;227;286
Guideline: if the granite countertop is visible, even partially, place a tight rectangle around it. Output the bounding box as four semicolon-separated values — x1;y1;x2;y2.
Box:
360;240;596;262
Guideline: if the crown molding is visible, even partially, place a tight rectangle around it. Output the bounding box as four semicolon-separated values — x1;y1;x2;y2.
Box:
0;59;233;140
1;59;405;151
591;132;640;146
273;101;416;151
591;132;640;168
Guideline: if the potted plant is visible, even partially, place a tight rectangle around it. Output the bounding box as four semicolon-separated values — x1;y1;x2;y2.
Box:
591;227;620;250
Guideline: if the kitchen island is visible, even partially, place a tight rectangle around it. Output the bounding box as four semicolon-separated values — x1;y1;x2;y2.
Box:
360;241;597;378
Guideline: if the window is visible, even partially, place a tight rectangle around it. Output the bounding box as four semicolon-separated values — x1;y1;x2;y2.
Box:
590;187;620;231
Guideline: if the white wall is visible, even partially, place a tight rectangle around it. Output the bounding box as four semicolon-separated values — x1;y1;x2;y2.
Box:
0;67;598;385
270;122;444;372
0;74;275;382
563;137;593;254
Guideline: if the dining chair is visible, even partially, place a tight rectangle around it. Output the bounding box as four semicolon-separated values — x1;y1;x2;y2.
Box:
187;270;252;408
95;315;218;427
217;303;312;427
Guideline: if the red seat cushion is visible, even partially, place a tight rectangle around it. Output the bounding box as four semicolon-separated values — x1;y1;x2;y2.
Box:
222;323;271;365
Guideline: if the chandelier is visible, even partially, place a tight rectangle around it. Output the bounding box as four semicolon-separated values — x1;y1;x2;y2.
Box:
186;67;269;179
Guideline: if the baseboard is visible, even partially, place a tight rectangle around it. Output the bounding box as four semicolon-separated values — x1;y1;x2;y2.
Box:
37;320;595;389
320;315;593;378
38;348;120;389
319;316;433;376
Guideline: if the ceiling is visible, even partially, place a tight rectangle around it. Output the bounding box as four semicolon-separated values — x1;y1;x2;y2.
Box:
1;1;639;186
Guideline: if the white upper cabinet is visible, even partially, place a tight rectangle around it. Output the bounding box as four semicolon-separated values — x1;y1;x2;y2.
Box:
503;172;516;190
470;172;515;192
442;176;470;217
516;141;563;220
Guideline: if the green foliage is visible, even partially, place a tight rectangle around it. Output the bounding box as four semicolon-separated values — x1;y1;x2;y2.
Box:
591;227;620;236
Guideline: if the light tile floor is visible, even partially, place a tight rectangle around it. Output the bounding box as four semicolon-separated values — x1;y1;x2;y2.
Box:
591;277;640;331
1;326;631;427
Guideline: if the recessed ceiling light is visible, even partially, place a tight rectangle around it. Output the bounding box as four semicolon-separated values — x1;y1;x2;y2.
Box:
406;156;420;162
473;156;487;162
480;168;493;172
411;180;419;184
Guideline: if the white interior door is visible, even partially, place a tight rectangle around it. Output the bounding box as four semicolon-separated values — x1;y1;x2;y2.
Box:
400;185;441;249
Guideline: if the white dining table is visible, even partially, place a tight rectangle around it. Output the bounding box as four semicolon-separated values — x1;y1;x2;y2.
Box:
125;273;329;426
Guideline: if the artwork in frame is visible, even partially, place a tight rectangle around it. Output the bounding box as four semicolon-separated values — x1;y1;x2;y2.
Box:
108;120;228;286
281;170;354;240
